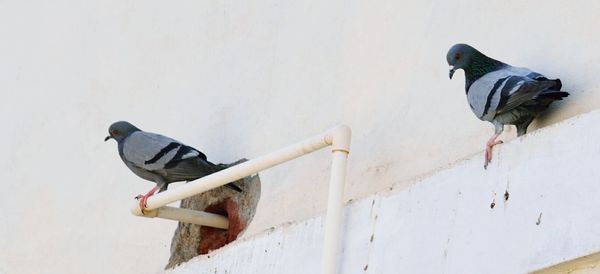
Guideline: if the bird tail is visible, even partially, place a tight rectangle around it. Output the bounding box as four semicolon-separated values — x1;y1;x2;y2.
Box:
211;162;244;192
226;182;243;192
527;89;569;113
535;77;569;102
549;78;562;90
537;90;570;101
526;79;569;113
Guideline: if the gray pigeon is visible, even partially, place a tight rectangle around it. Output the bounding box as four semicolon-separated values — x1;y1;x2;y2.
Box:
447;44;569;168
105;121;242;212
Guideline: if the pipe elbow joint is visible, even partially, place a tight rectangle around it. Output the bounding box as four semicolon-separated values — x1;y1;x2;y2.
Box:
326;125;351;154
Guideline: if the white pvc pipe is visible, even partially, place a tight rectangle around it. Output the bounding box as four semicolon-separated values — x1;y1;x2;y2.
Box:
131;126;346;215
137;206;229;229
129;125;351;274
321;126;351;274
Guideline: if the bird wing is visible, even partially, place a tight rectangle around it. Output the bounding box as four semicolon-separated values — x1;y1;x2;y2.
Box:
160;158;243;192
122;131;205;171
494;66;561;114
468;67;557;121
493;76;557;115
159;157;216;182
467;69;514;120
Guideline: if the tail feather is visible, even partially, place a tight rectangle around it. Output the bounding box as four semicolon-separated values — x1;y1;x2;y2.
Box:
225;182;243;192
211;162;243;192
525;89;569;113
537;90;569;101
551;78;562;90
533;76;562;90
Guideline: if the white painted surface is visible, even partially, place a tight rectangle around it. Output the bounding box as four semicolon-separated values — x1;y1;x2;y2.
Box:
0;0;599;273
169;111;600;274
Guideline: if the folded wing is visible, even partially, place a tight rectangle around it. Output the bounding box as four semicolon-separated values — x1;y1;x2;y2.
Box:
122;131;205;171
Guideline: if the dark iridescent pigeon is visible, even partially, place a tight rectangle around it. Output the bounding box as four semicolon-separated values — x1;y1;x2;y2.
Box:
105;121;242;212
447;44;569;168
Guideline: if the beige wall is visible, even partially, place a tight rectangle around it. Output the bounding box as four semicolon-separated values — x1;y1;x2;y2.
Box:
0;0;598;273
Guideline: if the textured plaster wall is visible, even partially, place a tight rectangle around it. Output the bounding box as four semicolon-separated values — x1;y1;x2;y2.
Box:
0;0;598;273
169;111;600;274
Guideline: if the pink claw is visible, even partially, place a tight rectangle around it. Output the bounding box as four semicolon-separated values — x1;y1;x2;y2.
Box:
484;134;503;169
135;186;159;214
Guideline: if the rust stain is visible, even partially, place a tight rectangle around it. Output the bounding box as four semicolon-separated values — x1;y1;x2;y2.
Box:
197;198;245;255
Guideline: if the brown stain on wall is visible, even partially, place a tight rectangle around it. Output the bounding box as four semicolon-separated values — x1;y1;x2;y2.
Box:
165;159;261;269
198;199;245;255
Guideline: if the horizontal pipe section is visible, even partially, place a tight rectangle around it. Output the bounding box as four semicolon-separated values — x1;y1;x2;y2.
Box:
128;125;351;274
139;206;229;229
131;128;339;215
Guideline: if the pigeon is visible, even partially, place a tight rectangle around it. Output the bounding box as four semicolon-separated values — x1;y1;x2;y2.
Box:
447;44;569;168
105;121;242;213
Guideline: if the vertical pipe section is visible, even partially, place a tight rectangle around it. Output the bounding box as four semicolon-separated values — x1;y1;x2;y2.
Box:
321;125;351;274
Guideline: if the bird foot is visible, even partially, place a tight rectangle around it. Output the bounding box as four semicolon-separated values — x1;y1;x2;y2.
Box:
134;186;160;215
484;136;503;169
139;195;150;214
484;147;491;169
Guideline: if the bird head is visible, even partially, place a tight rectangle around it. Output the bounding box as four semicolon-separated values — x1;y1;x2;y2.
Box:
105;121;140;142
446;43;478;79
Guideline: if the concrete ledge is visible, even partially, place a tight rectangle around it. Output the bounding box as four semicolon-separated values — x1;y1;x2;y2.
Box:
532;252;600;274
168;110;600;274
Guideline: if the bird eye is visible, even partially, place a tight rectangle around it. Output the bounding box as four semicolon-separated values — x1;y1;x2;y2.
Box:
111;129;120;136
454;53;461;60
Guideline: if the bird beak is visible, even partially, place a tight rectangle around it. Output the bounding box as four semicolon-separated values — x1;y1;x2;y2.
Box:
104;136;112;142
449;66;456;79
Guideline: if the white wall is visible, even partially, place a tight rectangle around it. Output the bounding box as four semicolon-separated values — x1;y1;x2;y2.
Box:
169;110;600;274
0;0;598;273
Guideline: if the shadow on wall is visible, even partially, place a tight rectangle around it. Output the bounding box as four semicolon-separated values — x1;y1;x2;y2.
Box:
166;159;261;269
531;94;579;132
